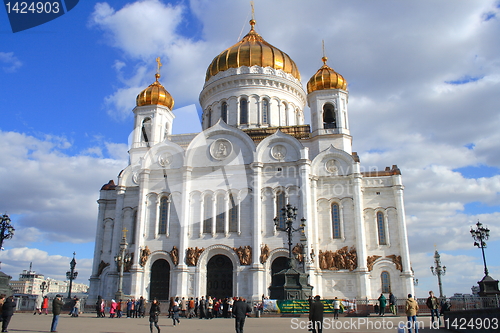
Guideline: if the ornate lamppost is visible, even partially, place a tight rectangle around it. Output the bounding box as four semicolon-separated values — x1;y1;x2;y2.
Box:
470;221;499;296
114;228;131;301
0;214;15;250
270;204;312;300
470;221;490;276
273;204;306;262
66;252;78;299
40;281;49;297
430;250;446;298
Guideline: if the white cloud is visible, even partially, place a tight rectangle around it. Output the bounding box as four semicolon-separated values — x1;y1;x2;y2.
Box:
0;52;22;73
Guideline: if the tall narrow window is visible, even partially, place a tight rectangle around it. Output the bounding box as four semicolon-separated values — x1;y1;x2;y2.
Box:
142;118;152;145
276;191;286;229
216;194;225;233
159;196;169;235
332;203;341;239
240;98;248;124
228;193;238;232
221;102;228;123
323;104;337;129
207;109;212;128
377;212;387;245
262;99;269;124
381;271;391;293
203;195;213;233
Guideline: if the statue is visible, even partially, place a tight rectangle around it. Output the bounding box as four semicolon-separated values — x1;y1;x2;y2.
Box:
260;244;270;264
292;243;304;263
317;246;358;271
140;246;151;267
186;247;204;266
233;246;252;265
169;246;179;266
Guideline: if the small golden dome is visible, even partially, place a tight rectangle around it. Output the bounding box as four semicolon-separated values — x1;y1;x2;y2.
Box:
307;56;347;93
205;20;301;81
136;73;174;109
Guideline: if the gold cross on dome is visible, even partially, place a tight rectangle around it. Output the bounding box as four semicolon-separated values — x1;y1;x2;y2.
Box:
156;57;162;75
122;228;128;239
251;1;255;20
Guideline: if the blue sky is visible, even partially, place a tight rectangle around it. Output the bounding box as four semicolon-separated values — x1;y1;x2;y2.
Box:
1;0;499;298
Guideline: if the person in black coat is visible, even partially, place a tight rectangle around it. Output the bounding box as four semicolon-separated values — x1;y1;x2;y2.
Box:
309;295;324;333
2;295;16;333
232;297;252;333
149;299;161;333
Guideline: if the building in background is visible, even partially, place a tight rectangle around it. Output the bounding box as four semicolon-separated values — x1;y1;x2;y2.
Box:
9;268;88;295
89;17;414;302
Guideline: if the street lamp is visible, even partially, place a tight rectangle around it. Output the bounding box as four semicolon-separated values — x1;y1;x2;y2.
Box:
470;221;490;276
40;281;49;297
430;250;446;298
114;228;131;301
0;214;15;250
66;252;78;299
274;203;306;262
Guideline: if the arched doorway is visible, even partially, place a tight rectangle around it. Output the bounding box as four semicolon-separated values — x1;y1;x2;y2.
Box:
207;255;233;299
150;259;170;301
270;256;288;299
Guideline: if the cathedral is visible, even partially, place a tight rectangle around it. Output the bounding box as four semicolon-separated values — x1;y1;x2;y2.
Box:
88;18;414;302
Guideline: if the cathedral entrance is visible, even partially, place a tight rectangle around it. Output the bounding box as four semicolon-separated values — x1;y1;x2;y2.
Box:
150;259;170;301
206;255;233;299
270;256;288;299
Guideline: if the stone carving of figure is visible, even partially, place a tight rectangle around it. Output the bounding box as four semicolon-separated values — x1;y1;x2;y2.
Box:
170;246;179;266
387;255;403;271
367;255;382;271
216;142;227;157
98;260;109;276
292;243;304;263
233;246;252;265
260;244;270;264
140;246;151;267
319;250;327;269
186;247;204;266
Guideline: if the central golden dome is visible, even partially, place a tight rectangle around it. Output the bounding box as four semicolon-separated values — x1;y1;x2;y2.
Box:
205;20;301;82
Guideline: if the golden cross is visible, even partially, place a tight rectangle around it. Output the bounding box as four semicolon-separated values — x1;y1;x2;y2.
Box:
156;57;162;75
322;40;325;58
250;1;254;20
122;228;128;239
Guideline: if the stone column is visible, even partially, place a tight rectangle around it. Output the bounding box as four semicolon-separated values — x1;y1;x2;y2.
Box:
250;162;265;301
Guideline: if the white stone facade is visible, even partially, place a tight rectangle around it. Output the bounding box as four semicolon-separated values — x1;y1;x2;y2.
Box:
89;31;414;303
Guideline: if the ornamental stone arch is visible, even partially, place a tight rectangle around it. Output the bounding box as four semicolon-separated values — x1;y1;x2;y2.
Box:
256;129;304;163
311;145;355;177
141;139;185;170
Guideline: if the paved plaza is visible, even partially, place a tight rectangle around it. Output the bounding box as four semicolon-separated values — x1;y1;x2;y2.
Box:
6;312;451;333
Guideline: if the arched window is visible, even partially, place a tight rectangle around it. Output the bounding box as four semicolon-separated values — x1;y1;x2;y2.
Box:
262;99;269;124
323;104;337;129
216;193;225;233
221;102;228;123
332;203;341;239
240;98;248;124
381;271;391;293
203;195;213;233
141;117;152;144
276;190;286;229
228;193;238;232
207;109;212;128
159;196;169;235
377;212;387;245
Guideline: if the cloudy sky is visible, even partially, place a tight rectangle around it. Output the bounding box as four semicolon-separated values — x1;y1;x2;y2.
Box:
0;0;499;297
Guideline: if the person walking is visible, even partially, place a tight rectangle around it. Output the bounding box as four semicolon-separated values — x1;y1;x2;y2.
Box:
332;297;341;320
50;294;64;332
34;294;43;315
405;294;419;333
309;295;324;333
389;293;397;315
149;299;161;333
72;297;80;317
42;296;49;315
109;299;117;318
378;293;387;316
232;297;252;333
2;295;16;333
171;301;180;326
426;291;440;327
